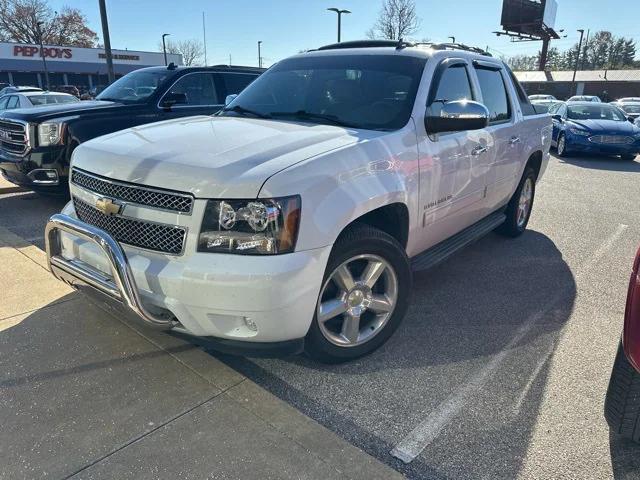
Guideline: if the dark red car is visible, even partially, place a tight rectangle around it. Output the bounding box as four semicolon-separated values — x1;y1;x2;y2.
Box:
605;246;640;442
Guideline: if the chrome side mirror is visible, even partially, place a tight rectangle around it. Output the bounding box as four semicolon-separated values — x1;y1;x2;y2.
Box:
425;100;490;134
225;94;238;106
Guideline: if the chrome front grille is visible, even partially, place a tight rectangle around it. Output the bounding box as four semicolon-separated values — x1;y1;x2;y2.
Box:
0;120;29;156
73;197;186;255
589;135;634;145
71;169;193;213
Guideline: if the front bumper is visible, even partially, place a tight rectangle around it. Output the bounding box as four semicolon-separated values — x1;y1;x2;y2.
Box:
0;146;68;188
45;207;331;352
565;133;640;156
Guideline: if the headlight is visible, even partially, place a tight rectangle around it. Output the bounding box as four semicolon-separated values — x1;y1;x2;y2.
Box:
38;122;64;146
569;128;590;137
198;196;301;255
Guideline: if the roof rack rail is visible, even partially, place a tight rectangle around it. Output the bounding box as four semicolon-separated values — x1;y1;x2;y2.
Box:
315;40;492;57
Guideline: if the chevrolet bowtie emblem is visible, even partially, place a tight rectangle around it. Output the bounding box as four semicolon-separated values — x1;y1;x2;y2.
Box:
95;197;121;216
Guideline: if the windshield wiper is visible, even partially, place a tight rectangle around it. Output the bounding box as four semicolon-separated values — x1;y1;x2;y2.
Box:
270;110;356;128
221;105;271;119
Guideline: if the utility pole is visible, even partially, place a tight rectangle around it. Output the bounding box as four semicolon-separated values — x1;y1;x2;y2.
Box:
162;33;170;66
36;22;50;90
202;12;207;66
327;8;351;43
572;29;585;95
257;41;262;68
581;29;590;70
98;0;115;84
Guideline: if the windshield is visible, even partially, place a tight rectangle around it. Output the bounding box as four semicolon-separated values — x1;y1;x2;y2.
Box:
97;70;173;103
567;104;627;121
621;105;640;114
221;55;427;131
28;95;79;106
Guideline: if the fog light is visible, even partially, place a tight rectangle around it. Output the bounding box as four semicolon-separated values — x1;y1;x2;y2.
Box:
244;317;258;332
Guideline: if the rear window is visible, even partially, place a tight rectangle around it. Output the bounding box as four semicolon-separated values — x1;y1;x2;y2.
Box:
28;95;78;106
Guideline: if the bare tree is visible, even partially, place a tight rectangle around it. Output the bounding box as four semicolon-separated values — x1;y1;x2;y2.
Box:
0;0;98;47
160;39;205;66
367;0;421;40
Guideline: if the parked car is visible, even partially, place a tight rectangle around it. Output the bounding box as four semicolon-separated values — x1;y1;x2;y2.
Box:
605;245;640;442
0;85;42;97
0;91;79;111
549;102;640;160
52;85;81;98
616;101;640;122
615;97;640;104
44;40;552;362
567;95;602;103
529;94;557;102
0;64;263;193
532;99;564;114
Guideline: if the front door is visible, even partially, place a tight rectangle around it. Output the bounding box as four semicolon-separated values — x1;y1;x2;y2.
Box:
415;59;492;252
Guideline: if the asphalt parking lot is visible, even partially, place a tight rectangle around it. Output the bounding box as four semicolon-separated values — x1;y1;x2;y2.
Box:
2;152;640;479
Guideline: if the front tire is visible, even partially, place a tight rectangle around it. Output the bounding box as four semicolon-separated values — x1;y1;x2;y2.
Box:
305;224;412;363
556;133;570;157
605;343;640;443
495;167;536;238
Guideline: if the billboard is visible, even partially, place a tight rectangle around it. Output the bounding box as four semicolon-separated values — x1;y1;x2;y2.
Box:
500;0;558;37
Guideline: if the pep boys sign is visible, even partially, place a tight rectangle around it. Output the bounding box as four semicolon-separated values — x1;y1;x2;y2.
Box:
13;45;72;59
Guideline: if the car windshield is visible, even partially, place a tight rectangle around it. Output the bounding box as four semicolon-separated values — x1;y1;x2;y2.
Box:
567;104;627;121
97;70;173;103
221;55;427;131
28;95;79;106
621;105;640;114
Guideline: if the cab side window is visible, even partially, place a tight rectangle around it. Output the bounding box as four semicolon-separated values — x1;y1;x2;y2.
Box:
475;67;511;124
0;96;9;110
221;73;258;97
428;64;474;118
165;73;221;106
6;96;19;109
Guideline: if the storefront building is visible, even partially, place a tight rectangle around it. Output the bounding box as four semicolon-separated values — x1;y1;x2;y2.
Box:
0;42;183;91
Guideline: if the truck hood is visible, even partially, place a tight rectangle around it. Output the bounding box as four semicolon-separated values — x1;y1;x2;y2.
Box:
73;115;367;198
0;100;119;122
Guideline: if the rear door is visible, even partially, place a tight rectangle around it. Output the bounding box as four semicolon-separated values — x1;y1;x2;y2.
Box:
472;61;522;211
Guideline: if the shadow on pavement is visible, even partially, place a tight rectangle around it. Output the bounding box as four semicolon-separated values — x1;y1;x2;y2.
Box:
557;154;640;173
218;230;577;479
610;431;640;479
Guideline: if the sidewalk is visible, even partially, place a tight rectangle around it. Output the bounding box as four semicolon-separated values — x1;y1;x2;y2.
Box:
0;226;403;479
0;175;25;194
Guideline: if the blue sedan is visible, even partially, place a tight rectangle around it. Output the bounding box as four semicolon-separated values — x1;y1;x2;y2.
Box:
550;102;640;160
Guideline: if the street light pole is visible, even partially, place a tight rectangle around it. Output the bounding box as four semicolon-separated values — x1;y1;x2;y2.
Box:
327;8;351;43
98;0;115;84
258;41;262;68
36;22;50;91
448;36;456;43
162;33;170;66
572;29;585;96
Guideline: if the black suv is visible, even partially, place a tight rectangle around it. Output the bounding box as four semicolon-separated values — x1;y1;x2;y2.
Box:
0;64;264;193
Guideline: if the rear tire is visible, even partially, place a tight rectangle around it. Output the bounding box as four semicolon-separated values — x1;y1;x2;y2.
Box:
495;167;536;238
304;224;412;363
605;343;640;443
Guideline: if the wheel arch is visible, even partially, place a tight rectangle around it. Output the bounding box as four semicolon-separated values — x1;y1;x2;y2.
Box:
337;202;410;250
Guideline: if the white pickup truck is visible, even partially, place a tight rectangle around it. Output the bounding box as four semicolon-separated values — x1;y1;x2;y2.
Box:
45;41;552;363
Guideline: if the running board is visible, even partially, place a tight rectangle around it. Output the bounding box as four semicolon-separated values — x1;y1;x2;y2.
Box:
411;211;506;272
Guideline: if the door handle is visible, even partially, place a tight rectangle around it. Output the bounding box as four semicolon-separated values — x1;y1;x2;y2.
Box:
509;136;521;145
471;145;488;156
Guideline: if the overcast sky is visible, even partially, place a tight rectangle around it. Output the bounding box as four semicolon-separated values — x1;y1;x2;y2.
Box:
47;0;640;67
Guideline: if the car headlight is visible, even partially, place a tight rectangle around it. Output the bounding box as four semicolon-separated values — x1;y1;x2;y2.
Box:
38;122;65;146
198;196;301;255
569;128;590;137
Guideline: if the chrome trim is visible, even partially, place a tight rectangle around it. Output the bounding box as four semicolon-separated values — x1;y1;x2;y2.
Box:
72;168;194;215
72;196;189;256
0;118;31;157
45;213;178;329
27;168;59;185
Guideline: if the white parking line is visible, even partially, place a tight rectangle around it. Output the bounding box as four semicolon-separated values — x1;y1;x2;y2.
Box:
390;223;629;464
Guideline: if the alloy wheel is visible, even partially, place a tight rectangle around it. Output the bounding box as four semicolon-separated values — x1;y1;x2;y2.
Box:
517;177;533;228
317;254;398;347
